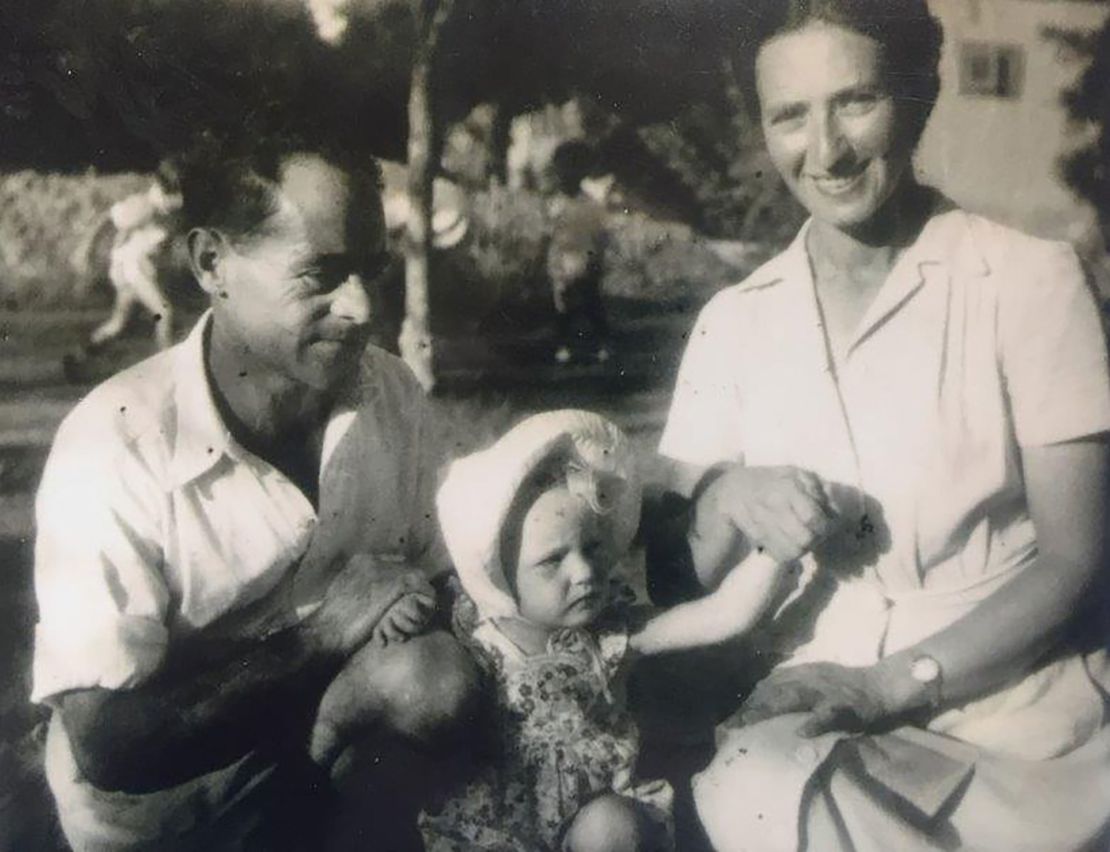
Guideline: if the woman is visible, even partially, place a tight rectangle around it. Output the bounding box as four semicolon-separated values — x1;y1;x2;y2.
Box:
656;1;1110;849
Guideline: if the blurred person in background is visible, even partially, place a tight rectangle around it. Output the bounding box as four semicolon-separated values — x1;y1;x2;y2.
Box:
88;160;183;352
546;140;613;366
651;0;1110;848
31;136;479;851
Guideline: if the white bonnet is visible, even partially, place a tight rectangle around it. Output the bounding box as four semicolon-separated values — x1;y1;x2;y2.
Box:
437;409;641;620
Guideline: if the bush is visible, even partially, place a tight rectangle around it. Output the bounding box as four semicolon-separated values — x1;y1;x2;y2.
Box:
0;170;147;309
466;183;763;309
0;168;762;317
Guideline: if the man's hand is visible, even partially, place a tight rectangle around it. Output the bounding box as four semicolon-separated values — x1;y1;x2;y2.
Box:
736;662;894;738
701;465;839;563
370;591;437;647
307;553;436;656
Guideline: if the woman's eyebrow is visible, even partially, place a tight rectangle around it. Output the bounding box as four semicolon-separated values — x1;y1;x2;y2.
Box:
830;80;884;100
765;100;807;120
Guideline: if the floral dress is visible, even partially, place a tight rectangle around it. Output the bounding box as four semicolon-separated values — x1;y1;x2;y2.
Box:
420;588;673;851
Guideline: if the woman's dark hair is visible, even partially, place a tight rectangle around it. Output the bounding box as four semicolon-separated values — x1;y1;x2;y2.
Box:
178;131;383;244
735;0;944;147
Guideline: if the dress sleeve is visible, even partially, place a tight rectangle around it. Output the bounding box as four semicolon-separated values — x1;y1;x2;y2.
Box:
658;292;746;475
998;242;1110;446
31;416;170;703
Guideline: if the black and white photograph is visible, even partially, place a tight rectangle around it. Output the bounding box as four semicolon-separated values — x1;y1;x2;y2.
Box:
2;0;1110;849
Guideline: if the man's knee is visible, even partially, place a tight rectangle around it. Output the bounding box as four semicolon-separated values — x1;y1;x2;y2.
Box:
368;631;481;745
564;794;660;852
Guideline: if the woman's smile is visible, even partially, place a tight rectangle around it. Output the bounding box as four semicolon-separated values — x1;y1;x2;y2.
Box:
757;22;914;235
806;166;868;197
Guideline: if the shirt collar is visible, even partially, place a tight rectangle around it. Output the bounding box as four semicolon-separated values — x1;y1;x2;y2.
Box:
169;311;236;488
733;221;814;295
733;194;992;297
168;311;367;489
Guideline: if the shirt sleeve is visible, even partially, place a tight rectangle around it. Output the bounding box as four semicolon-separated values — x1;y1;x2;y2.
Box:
658;292;746;480
384;356;452;575
998;241;1110;447
31;414;170;704
411;392;453;575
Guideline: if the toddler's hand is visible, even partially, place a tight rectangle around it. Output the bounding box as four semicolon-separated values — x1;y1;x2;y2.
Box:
371;590;437;647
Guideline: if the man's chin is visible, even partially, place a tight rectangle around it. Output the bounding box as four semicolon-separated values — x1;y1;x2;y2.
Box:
299;346;366;389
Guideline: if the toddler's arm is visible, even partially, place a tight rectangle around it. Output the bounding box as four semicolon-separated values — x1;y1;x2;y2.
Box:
629;551;785;656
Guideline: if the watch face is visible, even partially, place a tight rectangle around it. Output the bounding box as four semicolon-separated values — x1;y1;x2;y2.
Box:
911;656;941;684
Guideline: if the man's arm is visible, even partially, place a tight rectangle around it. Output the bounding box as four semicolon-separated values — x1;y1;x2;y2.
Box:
57;622;338;793
57;554;427;794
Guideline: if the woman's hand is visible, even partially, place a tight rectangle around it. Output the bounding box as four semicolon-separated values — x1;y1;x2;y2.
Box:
736;662;894;737
700;465;839;563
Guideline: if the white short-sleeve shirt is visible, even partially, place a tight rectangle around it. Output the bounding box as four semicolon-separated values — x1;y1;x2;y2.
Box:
32;312;445;848
660;204;1110;734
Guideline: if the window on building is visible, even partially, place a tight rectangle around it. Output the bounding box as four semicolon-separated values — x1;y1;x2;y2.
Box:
959;42;1025;98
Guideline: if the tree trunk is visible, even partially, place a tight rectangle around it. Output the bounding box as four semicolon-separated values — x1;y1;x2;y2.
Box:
399;0;453;392
488;102;511;186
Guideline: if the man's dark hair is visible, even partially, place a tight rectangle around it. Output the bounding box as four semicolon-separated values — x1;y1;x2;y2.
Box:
178;132;383;243
734;0;943;149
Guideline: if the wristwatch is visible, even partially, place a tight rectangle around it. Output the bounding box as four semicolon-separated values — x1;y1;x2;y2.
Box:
909;654;944;710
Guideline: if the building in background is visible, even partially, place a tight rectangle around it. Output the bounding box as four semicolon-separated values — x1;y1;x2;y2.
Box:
919;0;1109;241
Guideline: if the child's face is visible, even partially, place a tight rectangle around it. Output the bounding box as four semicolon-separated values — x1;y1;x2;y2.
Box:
511;484;616;630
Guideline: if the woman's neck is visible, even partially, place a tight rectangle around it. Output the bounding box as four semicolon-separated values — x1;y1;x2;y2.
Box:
807;181;930;281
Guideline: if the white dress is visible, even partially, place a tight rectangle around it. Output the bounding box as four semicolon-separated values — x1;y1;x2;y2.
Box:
660;201;1110;851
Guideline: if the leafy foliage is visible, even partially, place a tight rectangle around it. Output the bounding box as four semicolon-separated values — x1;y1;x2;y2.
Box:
1055;18;1110;235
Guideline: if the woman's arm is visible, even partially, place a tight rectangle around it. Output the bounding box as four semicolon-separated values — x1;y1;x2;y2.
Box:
739;438;1110;735
630;552;786;656
872;437;1109;710
643;462;838;600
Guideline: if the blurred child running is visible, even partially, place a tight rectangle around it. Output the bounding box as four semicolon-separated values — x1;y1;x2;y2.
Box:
89;160;182;351
546;143;613;365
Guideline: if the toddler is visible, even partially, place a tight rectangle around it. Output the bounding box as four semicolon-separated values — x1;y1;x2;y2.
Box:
422;410;789;852
546;142;611;365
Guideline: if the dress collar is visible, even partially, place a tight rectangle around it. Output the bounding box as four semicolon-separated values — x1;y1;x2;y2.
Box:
733;194;992;297
732;195;993;357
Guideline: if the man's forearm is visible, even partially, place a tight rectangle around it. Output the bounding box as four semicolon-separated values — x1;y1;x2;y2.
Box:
61;620;343;793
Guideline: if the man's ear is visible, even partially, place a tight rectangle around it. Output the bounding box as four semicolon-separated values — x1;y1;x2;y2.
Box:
187;228;230;297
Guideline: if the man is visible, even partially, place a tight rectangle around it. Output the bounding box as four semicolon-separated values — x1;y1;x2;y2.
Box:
544;141;612;366
31;139;479;850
